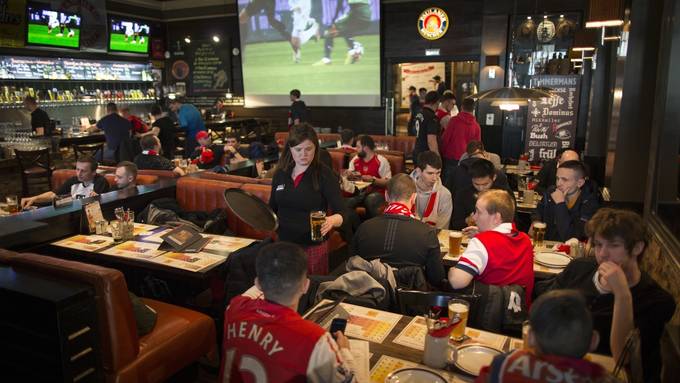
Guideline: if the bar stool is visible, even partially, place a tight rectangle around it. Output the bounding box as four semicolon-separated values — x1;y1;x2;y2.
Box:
72;143;104;163
14;147;55;197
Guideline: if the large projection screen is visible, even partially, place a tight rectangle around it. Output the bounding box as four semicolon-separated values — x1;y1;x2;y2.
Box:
237;0;381;107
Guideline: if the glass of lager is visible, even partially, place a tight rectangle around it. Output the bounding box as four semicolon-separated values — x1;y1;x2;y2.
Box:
533;221;547;248
521;320;531;350
310;211;326;242
6;195;18;213
448;299;470;341
449;231;463;256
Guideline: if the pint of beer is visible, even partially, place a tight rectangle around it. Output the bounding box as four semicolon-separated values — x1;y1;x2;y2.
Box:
310;211;326;242
532;221;547;248
448;299;470;341
449;231;463;256
6;195;18;214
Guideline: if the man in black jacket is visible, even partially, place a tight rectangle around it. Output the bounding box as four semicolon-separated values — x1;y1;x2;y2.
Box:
534;148;580;195
532;160;600;241
351;174;445;289
534;208;675;383
451;159;514;230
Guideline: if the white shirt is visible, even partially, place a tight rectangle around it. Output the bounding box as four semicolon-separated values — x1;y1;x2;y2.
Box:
458;223;513;276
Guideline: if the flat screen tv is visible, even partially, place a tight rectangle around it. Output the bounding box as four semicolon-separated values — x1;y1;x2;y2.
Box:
26;4;81;49
109;17;150;54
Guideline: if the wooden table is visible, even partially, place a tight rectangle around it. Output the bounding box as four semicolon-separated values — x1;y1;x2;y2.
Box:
437;230;567;277
304;300;614;382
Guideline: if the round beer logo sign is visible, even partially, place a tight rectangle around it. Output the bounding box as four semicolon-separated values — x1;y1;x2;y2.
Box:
418;8;449;40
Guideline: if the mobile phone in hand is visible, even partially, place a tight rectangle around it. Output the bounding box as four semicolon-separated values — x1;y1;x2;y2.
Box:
329;318;347;340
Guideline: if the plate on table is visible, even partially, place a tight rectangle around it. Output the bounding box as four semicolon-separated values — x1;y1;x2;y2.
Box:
353;180;372;189
534;251;572;268
453;344;502;376
385;368;447;383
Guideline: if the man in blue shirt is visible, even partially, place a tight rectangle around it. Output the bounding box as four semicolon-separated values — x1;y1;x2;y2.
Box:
88;102;131;163
169;98;206;157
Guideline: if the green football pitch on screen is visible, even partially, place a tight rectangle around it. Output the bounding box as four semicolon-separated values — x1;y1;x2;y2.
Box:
109;32;149;53
27;24;79;48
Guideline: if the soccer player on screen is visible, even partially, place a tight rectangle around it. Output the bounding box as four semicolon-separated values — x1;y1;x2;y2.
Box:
63;15;77;38
239;0;291;45
44;11;60;35
122;21;134;42
313;0;372;66
289;0;320;63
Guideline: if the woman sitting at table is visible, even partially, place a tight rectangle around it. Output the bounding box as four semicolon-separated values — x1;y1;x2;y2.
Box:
269;123;346;275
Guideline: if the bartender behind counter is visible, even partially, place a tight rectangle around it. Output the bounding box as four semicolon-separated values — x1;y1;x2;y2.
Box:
23;96;51;136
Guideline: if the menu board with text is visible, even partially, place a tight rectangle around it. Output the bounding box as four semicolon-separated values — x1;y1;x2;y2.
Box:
188;41;231;95
0;55;152;81
525;75;581;161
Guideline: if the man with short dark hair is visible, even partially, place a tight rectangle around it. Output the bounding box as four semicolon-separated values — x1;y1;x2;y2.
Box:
20;156;109;208
23;96;51;136
534;148;581;194
351;174;445;288
190;131;247;169
134;135;185;176
169;98;206;157
344;134;391;218
89;102;132;163
220;241;357;382
435;92;456;131
452;159;514;230
409;151;452;229
339;129;357;153
433;75;446;96
413;91;440;160
535;209;676;382
150;104;176;159
112;161;138;191
440;97;480;188
477;290;615;382
288;89;307;128
449;189;534;304
532;160;600;241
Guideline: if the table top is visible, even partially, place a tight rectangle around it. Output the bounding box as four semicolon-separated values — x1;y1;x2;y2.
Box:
503;164;539;175
438;229;566;276
48;224;255;278
304;300;615;382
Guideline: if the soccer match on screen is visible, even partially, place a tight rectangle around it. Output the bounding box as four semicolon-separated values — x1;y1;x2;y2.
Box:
109;18;151;53
238;0;380;105
27;6;81;49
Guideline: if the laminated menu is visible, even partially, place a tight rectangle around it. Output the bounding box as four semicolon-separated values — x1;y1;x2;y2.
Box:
148;251;226;272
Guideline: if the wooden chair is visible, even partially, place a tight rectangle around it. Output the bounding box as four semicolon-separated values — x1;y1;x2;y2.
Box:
14;147;54;197
396;289;481;326
72;143;104;163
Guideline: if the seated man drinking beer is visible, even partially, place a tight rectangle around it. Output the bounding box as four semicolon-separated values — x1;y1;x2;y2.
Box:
351;174;446;288
448;189;535;304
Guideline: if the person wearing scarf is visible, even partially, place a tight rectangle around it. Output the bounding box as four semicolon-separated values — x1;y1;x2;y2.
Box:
134;135;186;177
350;174;446;289
409;151;452;229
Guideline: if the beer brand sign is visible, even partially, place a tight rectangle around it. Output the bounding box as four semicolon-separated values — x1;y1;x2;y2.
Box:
417;7;449;40
526;75;581;161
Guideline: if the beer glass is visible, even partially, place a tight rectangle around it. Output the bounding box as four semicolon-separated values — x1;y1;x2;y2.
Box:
532;221;547;248
6;195;18;213
448;231;463;256
522;320;531;350
448;299;470;341
110;220;124;242
310;211;326;242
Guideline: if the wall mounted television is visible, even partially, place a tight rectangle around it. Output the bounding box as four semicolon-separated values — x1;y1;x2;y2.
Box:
109;17;151;54
26;4;81;49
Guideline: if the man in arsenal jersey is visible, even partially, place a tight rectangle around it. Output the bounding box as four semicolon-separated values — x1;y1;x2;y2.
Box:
448;189;534;304
344;134;392;218
476;290;616;383
409;151;452;229
220;242;357;383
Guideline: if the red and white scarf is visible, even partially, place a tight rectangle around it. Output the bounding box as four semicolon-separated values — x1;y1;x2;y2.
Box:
142;150;158;156
383;202;416;219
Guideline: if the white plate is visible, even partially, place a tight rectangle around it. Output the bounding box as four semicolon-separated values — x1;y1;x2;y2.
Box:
385;368;447;383
534;251;572;268
453;344;502;376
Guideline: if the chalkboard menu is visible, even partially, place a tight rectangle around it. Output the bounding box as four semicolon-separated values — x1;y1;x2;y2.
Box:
525;75;581;161
187;40;231;95
0;55;153;81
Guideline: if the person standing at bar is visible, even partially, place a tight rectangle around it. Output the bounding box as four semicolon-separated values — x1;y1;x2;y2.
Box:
149;104;177;159
288;89;307;129
169;98;206;157
88;102;132;163
412;91;440;160
23;96;51;136
269;123;345;275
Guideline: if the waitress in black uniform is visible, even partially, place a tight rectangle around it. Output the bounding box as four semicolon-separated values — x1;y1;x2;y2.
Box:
269;123;345;275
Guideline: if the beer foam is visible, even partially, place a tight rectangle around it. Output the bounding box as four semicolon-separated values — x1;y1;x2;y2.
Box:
449;231;463;238
533;222;547;229
449;303;468;312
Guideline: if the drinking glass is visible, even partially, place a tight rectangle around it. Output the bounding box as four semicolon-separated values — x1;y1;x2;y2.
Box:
532;222;547;248
6;195;18;214
448;231;463;256
110;220;123;241
448;299;470;341
310;211;326;242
